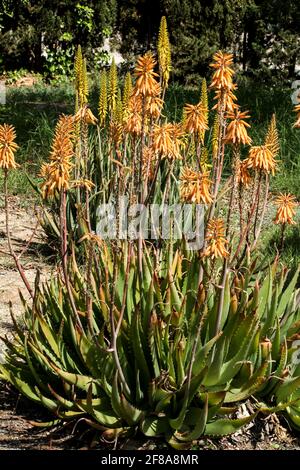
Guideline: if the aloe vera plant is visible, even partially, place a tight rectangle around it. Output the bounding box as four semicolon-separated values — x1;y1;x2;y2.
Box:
1;242;299;447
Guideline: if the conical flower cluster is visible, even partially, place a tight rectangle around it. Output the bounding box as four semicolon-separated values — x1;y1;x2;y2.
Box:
157;16;171;89
151;123;184;160
245;145;276;175
274;193;297;225
74;46;88;107
224;109;252;145
98;70;107;127
265;114;279;158
0;124;19;170
108;58;118;113
210;51;238;112
180;167;212;204
134;52;159;97
40;115;75;198
204;218;229;259
184;102;209;139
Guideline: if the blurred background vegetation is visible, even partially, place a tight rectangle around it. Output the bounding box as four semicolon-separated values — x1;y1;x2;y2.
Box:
0;0;299;84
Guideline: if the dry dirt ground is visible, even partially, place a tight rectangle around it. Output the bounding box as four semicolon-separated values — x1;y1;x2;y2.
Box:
1;203;300;450
0;200;50;353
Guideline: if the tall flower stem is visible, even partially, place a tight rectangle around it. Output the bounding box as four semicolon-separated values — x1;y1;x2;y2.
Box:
279;222;286;252
3;169;33;298
225;143;240;237
214;258;228;336
60;189;83;331
109;245;131;397
252;174;269;250
231;172;262;265
138;97;147;280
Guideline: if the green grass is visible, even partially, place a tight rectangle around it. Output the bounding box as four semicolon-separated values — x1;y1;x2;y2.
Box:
0;82;75;192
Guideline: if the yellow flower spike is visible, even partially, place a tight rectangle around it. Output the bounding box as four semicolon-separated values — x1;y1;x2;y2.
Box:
108;58;118;114
115;87;123;124
82;58;89;105
134;52;159;97
74;45;83;104
224;108;252;146
74;46;89;107
180;166;212;205
212;114;219;160
0;124;19;170
200;147;211;171
200;78;209;143
157;16;171;89
74;45;83;81
98;70;107;127
204;218;229;259
245;145;277;175
265;113;279;158
274;193;297;225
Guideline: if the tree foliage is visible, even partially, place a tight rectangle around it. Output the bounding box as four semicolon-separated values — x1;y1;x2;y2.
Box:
0;1;117;73
0;0;299;82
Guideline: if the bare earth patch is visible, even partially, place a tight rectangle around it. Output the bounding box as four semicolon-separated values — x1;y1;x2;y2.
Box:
0;201;51;356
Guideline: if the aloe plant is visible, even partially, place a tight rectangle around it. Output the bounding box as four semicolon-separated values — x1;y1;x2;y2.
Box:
1;242;299;447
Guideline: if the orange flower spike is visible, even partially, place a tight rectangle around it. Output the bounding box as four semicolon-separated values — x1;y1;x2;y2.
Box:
145;82;163;118
213;84;238;112
224;109;252;146
180;167;212;205
40;115;75;198
151;123;182;160
246;145;277;175
134;52;159;97
237;160;251;187
123;94;143;135
210;51;235;90
142;146;157;181
0;124;19;170
184;102;209;138
274;193;297;225
152;123;173;155
204;218;229;259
